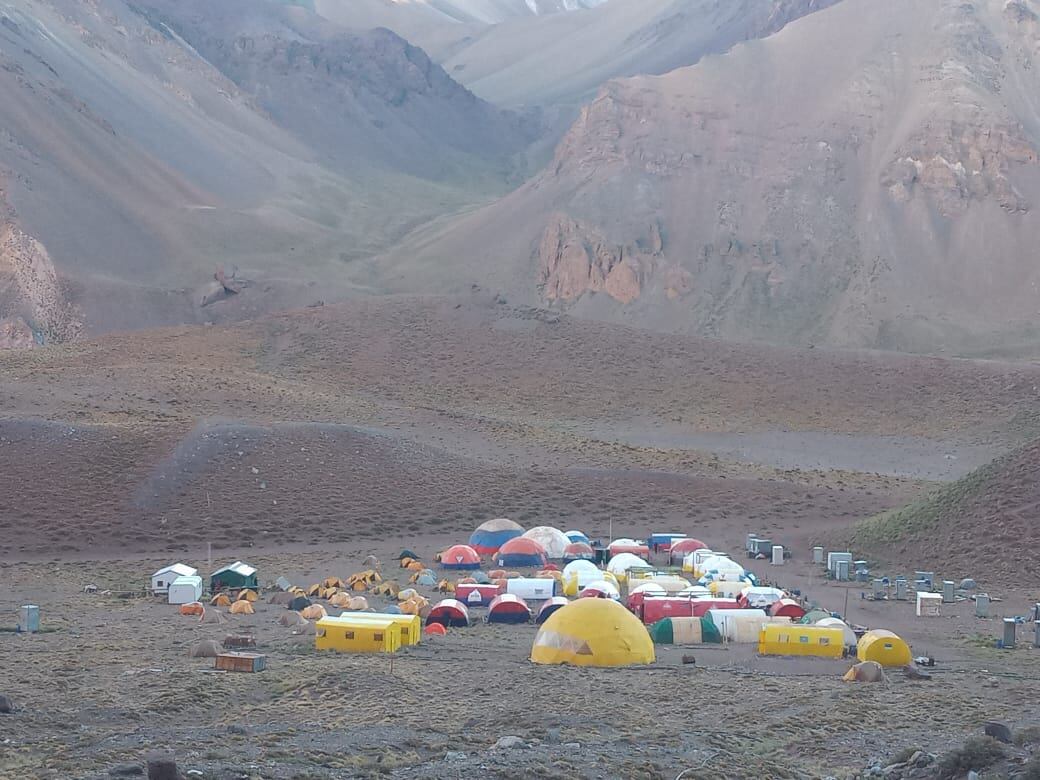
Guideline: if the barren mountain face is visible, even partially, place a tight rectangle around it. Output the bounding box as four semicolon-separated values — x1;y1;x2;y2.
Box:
386;0;843;108
3;0;1040;356
0;0;530;340
375;0;1040;356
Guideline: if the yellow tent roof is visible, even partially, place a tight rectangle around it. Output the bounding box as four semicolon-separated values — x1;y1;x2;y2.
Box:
530;598;655;668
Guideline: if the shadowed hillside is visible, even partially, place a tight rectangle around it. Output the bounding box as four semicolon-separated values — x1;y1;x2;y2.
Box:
852;438;1040;582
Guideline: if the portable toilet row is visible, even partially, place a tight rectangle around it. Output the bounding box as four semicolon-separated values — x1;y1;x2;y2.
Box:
827;552;854;580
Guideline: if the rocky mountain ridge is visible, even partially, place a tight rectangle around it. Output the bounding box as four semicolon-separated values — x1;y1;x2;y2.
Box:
374;0;1040;357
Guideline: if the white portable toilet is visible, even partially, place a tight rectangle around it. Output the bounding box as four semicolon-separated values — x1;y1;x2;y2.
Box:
975;593;990;618
827;552;853;576
916;592;942;617
168;575;204;605
771;545;784;565
812;546;824;564
835;560;851;581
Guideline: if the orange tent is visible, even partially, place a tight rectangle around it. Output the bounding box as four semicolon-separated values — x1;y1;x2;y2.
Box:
301;604;327;620
210;593;231;607
229;600;254;615
238;589;259;602
329;592;352;608
179;602;205;616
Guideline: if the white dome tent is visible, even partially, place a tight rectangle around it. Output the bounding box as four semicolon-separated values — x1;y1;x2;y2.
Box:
522;526;571;559
606;553;650;578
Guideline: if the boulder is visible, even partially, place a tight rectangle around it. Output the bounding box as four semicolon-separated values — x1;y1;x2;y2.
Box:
145;752;181;780
492;736;527;750
0;694;12;713
188;640;221;658
108;764;144;777
984;721;1013;744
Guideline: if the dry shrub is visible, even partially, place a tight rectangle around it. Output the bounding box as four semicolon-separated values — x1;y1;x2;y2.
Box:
937;736;1005;780
1015;725;1040;747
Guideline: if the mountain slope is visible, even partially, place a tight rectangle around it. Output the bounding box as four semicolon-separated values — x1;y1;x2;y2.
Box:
852;435;1040;582
0;0;530;340
372;0;1040;356
430;0;841;107
132;0;530;185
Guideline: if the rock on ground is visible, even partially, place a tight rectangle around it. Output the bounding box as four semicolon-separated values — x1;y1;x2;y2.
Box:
492;736;527;750
984;721;1013;744
108;764;144;777
145;753;181;780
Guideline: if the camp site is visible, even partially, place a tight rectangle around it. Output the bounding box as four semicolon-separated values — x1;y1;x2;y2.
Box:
4;519;1040;779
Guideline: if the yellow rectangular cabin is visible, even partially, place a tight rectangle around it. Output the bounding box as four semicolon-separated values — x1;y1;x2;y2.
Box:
758;624;845;659
323;613;422;646
316;616;402;654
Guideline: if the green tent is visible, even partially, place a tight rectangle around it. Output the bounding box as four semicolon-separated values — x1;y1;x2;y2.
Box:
210;561;258;591
649;618;674;644
699;615;722;644
650;616;723;645
799;608;832;625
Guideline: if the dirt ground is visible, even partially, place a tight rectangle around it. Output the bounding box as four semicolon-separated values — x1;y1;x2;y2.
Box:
2;541;1039;780
2;296;1040;778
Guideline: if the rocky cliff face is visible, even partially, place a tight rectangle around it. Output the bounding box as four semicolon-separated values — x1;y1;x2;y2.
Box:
537;213;654;304
0;189;81;347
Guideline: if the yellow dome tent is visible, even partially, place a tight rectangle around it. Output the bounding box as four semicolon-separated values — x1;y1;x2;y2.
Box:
530;598;655;668
857;629;912;667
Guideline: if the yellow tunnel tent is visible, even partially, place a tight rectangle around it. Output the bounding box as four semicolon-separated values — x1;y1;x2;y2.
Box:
315;616;402;654
857;629;912;667
758;624;846;658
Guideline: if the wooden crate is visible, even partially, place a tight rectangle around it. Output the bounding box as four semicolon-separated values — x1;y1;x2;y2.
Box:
222;635;257;649
215;652;266;673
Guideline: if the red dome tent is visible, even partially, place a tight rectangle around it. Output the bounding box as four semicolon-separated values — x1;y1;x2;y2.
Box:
608;539;650;558
439;544;482;570
487;594;532;624
495;538;548;568
669;538;709;564
536;596;570;624
426;599;470;627
769;599;807;620
562;542;595;563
